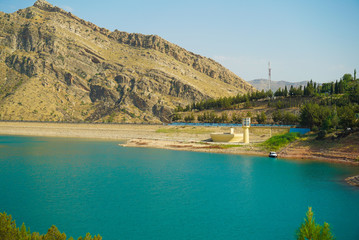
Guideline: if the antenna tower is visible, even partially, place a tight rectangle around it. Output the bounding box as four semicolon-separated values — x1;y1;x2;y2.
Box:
268;61;271;91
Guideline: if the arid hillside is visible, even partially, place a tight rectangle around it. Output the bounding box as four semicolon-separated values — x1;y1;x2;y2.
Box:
0;0;254;123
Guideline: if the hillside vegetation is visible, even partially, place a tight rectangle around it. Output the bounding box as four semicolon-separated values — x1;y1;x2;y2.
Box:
175;73;359;136
0;0;254;123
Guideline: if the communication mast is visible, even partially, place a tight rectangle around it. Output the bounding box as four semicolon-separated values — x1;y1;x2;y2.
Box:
268;61;271;91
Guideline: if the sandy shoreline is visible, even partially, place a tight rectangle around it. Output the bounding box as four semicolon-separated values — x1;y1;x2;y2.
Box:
121;138;267;156
0;121;358;163
1;121;358;185
121;138;359;165
0;121;171;141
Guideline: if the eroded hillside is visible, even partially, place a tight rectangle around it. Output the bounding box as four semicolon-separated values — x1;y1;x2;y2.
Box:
0;0;254;123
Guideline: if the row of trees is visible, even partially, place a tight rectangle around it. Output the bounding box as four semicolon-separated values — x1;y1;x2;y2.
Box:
272;110;299;125
174;72;359;132
0;212;102;240
175;110;299;125
274;77;350;98
178;72;359;112
0;209;334;240
177;89;274;112
299;103;359;131
275;72;358;97
175;101;358;131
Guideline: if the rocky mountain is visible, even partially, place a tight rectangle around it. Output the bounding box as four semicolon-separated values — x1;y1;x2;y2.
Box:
248;79;308;92
0;0;254;123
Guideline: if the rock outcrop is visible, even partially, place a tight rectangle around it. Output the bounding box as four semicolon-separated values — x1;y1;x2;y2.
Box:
0;0;254;123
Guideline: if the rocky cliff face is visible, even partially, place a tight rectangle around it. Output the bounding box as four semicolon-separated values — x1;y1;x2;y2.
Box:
0;0;254;123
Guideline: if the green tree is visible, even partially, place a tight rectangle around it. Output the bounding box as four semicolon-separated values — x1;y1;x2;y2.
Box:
266;89;273;98
338;80;345;93
174;105;184;112
300;103;321;129
334;81;339;94
220;112;229;123
330;83;334;94
243;95;251;108
231;112;242;123
43;225;67;240
305;80;315;96
342;73;353;82
184;113;195;122
284;85;288;97
296;207;335;240
300;103;331;130
338;105;356;129
256;112;267;124
171;113;182;122
289;85;295;96
0;212;102;240
272;110;283;124
274;87;283;97
282;112;299;125
276;100;285;109
0;212;19;240
349;83;359;104
78;233;102;240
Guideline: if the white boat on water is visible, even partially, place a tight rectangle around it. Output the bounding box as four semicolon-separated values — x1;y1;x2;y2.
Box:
269;151;278;158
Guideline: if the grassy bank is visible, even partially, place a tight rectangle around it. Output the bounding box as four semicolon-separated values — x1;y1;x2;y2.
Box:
261;132;301;151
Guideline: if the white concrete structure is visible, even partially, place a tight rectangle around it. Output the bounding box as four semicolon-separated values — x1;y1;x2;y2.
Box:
242;117;251;144
210;128;243;142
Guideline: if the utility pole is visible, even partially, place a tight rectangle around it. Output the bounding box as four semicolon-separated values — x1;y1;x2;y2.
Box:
268;61;271;92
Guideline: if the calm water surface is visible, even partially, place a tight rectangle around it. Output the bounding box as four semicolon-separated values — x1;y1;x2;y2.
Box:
0;135;359;240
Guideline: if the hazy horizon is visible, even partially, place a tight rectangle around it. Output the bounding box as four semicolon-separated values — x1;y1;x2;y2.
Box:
1;0;358;83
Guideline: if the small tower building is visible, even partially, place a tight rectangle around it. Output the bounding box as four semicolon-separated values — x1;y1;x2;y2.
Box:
242;117;251;144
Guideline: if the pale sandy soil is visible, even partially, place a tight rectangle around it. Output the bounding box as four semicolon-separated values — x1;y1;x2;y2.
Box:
279;134;359;165
0;121;287;141
0;121;164;140
122;138;267;156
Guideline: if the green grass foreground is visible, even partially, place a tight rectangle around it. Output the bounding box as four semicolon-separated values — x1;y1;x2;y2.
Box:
261;132;301;151
0;212;101;240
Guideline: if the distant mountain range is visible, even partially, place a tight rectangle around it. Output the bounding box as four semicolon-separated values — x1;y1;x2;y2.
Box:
248;79;308;92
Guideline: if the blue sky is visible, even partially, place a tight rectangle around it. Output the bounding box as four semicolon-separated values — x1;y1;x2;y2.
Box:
1;0;359;83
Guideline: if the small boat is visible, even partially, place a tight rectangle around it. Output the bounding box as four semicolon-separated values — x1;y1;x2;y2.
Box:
269;151;278;158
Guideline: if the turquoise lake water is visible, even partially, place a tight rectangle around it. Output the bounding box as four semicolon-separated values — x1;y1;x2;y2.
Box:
0;135;359;240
